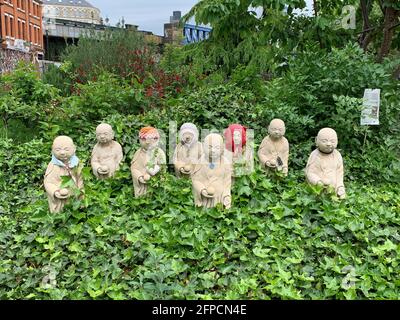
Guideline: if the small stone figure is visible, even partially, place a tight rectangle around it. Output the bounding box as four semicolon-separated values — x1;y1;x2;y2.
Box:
305;128;346;199
131;127;166;197
173;123;203;177
224;124;254;177
91;123;123;179
44;136;84;213
258;119;289;175
191;133;233;209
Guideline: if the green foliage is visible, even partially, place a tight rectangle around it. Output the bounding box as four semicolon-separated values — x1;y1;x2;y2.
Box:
1;15;399;300
65;72;144;122
42;64;72;97
179;0;361;79
60;28;150;83
1;137;399;299
0;63;60;140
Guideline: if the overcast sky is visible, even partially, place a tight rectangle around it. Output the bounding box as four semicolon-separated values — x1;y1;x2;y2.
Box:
89;0;313;36
89;0;198;36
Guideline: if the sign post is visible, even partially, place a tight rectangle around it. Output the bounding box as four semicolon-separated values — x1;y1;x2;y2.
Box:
361;89;380;126
360;89;381;153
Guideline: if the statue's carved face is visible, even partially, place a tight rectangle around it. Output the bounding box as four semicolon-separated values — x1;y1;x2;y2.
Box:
182;132;194;145
268;120;285;140
140;136;159;151
204;134;223;161
316;129;338;154
96;126;114;144
233;130;242;145
52;138;76;162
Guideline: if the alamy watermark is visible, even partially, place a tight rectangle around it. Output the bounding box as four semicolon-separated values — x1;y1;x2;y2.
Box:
333;5;357;30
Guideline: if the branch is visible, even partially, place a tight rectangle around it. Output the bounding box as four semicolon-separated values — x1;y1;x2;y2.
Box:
360;0;370;28
389;22;400;30
359;0;371;47
378;0;386;16
357;26;376;34
313;0;318;17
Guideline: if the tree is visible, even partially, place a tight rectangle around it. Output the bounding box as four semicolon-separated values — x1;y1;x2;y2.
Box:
182;0;399;76
377;0;400;61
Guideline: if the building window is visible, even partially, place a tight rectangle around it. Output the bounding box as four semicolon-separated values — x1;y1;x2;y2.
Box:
32;1;40;17
22;22;26;39
17;19;26;40
5;15;9;37
10;16;15;38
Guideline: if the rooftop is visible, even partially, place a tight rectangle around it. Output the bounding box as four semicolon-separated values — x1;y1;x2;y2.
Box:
43;0;96;8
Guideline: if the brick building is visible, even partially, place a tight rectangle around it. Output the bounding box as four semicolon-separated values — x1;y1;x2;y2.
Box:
0;0;44;73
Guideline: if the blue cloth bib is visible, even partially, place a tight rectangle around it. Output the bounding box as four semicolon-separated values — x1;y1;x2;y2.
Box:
51;154;79;168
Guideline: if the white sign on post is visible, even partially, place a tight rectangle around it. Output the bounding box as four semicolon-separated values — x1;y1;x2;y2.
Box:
361;89;380;125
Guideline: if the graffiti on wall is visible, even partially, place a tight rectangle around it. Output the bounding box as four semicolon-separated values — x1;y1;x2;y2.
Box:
0;49;32;74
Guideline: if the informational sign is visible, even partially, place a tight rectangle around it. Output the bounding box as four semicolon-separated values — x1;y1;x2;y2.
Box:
6;39;30;53
361;89;380;125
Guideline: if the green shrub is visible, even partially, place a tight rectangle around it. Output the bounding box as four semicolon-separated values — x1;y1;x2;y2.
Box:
65;72;143;122
1;143;399;299
0;63;60;140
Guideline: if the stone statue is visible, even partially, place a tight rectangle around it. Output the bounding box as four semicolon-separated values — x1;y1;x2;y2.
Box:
224;124;254;177
258;119;289;175
44;136;84;213
91;123;123;179
130;127;166;197
191;133;233;209
173;123;203;177
305;128;346;199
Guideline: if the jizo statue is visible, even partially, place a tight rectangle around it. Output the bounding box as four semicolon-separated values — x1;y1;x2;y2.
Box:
258;119;289;176
224;124;254;177
91;123;123;179
173;123;203;177
130;127;166;197
305;128;346;199
44;136;84;213
191;133;233;209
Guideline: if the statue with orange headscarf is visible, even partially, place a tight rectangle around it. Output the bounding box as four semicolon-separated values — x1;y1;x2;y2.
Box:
130;127;166;197
258;119;289;176
224;124;254;177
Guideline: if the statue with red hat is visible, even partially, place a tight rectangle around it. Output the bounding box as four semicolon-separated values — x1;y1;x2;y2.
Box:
224;124;254;177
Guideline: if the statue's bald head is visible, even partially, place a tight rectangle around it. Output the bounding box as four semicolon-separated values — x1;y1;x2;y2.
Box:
316;128;338;154
52;136;74;148
52;136;76;161
204;133;224;161
96;123;114;143
268;118;286;139
96;123;113;133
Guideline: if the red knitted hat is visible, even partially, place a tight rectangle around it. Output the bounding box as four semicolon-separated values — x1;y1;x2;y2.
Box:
224;124;247;152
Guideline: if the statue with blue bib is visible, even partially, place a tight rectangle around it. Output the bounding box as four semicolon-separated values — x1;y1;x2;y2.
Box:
44;136;84;213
